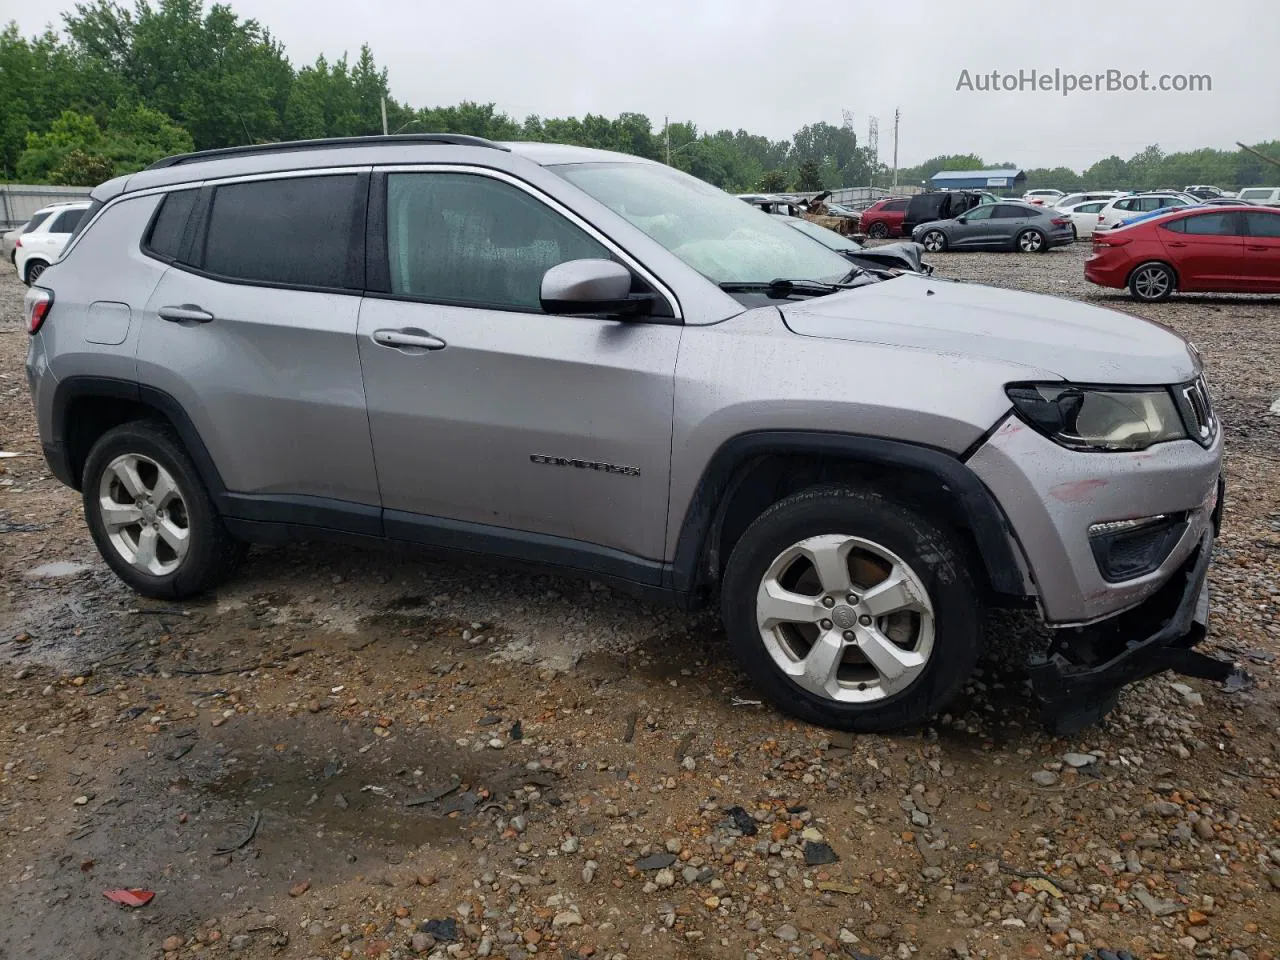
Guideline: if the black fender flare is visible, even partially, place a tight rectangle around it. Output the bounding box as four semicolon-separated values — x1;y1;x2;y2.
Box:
665;430;1028;599
49;375;227;496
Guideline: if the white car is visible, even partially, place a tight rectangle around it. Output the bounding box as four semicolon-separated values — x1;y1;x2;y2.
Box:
1094;193;1195;230
1236;187;1280;207
14;201;91;284
1053;190;1123;210
1059;199;1110;239
1021;189;1064;206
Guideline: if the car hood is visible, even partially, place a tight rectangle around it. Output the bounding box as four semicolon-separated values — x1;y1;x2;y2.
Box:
780;274;1196;384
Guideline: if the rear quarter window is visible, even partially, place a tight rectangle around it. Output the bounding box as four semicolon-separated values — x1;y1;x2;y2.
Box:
144;190;199;262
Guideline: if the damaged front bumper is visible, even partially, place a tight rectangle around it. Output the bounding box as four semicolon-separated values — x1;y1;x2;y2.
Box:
1028;489;1241;733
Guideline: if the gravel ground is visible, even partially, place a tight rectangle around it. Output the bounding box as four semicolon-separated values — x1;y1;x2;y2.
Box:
1;245;1278;960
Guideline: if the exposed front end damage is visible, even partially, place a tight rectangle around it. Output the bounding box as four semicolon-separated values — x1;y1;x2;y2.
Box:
969;416;1240;731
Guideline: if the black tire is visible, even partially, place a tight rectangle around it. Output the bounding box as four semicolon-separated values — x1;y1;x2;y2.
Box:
82;420;244;599
24;260;47;284
721;486;981;732
1128;261;1176;302
1016;229;1046;253
867;221;889;239
1070;224;1078;242
920;229;947;253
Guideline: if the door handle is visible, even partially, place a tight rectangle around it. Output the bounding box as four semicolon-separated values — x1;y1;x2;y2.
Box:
1246;245;1267;251
1167;241;1187;247
372;328;447;350
158;304;214;323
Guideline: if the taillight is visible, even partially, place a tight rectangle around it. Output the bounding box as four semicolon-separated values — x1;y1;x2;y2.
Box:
1051;217;1070;225
14;237;21;248
1097;214;1105;222
1094;235;1131;247
25;287;53;335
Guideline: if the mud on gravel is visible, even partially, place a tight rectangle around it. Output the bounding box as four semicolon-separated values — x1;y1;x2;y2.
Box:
1;246;1278;960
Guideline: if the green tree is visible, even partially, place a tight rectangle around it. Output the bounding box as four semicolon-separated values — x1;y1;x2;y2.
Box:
797;160;823;192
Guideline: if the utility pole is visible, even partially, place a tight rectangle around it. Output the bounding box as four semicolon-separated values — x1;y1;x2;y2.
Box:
891;107;900;190
381;97;388;136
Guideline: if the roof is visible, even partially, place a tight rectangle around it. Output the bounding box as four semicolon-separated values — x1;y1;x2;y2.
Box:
932;168;1024;181
99;135;650;201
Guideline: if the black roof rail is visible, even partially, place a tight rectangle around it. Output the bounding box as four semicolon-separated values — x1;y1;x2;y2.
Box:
146;133;510;170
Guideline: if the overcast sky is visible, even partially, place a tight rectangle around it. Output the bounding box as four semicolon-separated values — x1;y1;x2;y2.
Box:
12;0;1278;171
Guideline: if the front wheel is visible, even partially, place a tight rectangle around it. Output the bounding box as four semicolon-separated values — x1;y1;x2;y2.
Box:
1016;229;1046;253
868;221;889;239
1128;262;1176;302
721;486;981;731
82;420;245;599
920;230;946;253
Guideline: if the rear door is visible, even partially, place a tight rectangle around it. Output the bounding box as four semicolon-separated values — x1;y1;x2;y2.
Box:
1242;210;1280;291
356;167;680;572
1157;211;1247;290
989;204;1034;247
136;170;381;531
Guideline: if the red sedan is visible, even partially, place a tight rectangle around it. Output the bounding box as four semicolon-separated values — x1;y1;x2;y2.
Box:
859;197;910;239
1085;205;1280;301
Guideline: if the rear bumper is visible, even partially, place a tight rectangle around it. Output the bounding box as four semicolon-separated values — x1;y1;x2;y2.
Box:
1084;256;1128;287
1029;521;1238;733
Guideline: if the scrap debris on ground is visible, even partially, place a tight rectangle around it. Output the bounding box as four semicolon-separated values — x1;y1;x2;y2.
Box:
1;250;1278;960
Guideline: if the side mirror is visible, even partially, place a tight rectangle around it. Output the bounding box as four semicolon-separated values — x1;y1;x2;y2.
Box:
540;259;651;317
957;216;968;224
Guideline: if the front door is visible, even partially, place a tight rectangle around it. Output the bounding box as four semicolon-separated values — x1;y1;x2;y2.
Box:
1242;210;1280;292
357;169;680;575
949;203;995;248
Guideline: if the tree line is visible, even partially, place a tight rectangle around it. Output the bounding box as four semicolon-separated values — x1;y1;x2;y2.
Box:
1;1;1275;193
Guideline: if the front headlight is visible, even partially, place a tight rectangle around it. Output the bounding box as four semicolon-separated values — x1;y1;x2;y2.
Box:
1006;383;1188;452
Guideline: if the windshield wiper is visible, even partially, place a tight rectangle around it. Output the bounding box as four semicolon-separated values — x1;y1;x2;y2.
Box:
717;278;854;299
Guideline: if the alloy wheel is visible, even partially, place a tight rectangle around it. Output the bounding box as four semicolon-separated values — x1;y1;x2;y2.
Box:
1018;231;1044;252
869;222;888;239
98;453;191;576
26;262;45;284
754;534;935;703
1133;266;1171;300
921;231;945;252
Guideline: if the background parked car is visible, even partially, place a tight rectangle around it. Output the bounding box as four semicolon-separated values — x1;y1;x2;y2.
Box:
4;207;61;265
858;197;910;238
738;193;808;217
1184;185;1228;200
1053;190;1123;210
1059;199;1110;239
900;190;988;236
14;200;91;284
1095;193;1195;230
1236;187;1280;207
1085;205;1280;300
776;215;932;274
912;200;1074;253
1021;189;1065;206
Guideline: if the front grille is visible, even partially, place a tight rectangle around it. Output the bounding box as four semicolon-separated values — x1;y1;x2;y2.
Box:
1175;376;1217;448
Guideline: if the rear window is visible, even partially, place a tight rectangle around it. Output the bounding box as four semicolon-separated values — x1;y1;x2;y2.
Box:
200;175;360;289
883;199;908;212
20;211;53;234
1181;213;1238;235
1244;212;1280;237
145;190;199;261
993;205;1028;219
1239;188;1274;200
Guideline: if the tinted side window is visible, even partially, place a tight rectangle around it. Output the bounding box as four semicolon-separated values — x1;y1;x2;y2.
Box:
1115;199;1135;211
48;208;86;233
202;175;359;288
386;173;610;310
145;189;199;261
884;200;908;212
21;211;52;234
1160;218;1187;233
1245;212;1280;237
1182;213;1237;236
993;205;1028;219
962;205;994;221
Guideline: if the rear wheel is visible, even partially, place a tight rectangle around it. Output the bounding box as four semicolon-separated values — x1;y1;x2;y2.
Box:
920;230;946;253
1128;262;1176;302
82;420;245;598
868;221;889;239
1016;229;1046;253
24;260;47;284
721;486;981;731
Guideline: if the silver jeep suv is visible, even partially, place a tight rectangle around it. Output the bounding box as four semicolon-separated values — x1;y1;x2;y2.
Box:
24;135;1228;733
